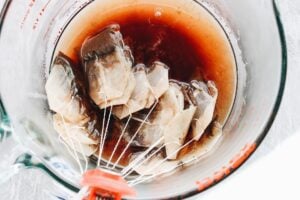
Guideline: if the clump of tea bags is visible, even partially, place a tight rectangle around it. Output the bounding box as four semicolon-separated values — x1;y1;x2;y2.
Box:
46;23;220;165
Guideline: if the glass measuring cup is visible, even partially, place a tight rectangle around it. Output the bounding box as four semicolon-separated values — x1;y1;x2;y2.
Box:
0;0;286;199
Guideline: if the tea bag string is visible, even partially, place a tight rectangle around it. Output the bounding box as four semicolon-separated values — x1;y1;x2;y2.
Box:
106;106;132;168
127;138;195;185
106;91;156;169
129;156;197;187
111;99;159;170
59;113;85;174
121;137;166;178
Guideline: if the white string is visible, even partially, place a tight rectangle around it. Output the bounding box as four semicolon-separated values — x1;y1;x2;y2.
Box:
111;100;159;169
122;141;182;179
104;66;156;168
121;135;163;175
98;104;113;167
58;135;79;165
61;133;90;173
129;156;197;186
73;134;90;173
122;137;166;178
97;95;107;167
97;58;109;167
131;117;151;125
59;114;84;174
106;112;133;168
128;138;194;184
62;125;91;172
62;97;90;172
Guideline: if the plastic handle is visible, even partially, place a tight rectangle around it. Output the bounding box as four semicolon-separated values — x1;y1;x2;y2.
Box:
81;169;136;200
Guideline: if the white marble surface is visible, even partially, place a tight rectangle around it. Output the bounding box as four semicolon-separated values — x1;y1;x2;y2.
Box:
0;0;300;199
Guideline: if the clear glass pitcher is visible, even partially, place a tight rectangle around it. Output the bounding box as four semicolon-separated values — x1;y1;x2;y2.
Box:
0;0;286;199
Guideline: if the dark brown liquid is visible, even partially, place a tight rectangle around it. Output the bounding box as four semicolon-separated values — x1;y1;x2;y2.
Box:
55;1;236;166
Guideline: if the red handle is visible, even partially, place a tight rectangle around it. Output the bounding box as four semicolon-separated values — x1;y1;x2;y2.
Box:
81;169;136;200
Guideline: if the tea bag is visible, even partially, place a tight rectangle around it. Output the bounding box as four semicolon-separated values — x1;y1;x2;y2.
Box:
45;54;89;123
113;64;152;119
163;105;196;160
113;61;169;119
98;69;136;109
188;80;218;141
162;81;196;160
124;82;184;147
145;61;170;108
124;82;195;160
81;24;135;108
132;121;223;176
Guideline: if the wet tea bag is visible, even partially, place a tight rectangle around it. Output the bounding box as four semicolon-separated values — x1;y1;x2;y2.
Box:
98;69;136;109
145;61;169;108
132;121;223;176
81;24;135;108
113;61;169;119
126;82;184;148
188;80;218;141
113;64;152;119
163;105;196;160
162;81;196;160
124;82;195;160
45;54;89;123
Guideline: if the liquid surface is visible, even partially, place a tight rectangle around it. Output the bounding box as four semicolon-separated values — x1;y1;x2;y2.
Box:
55;1;237;166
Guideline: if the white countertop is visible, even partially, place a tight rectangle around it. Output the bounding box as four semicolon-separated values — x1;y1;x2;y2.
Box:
0;0;300;199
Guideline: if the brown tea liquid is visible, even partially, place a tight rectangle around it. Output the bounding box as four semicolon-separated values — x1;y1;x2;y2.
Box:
55;0;236;166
